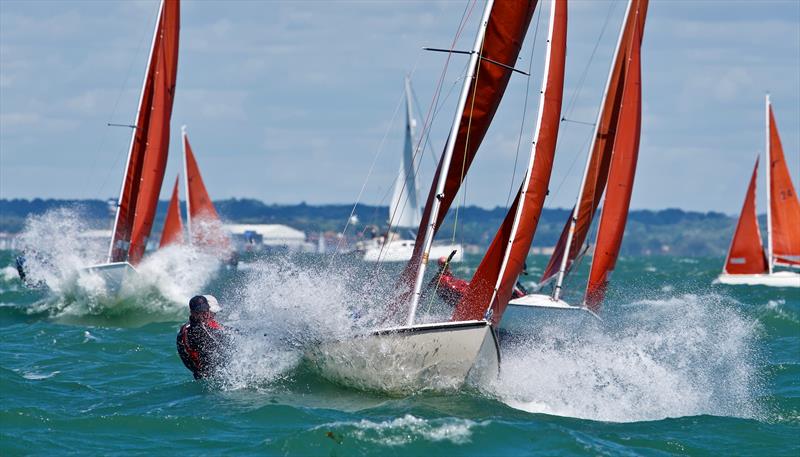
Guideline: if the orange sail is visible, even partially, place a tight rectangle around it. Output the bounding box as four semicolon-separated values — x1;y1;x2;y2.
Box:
109;0;180;265
453;0;567;324
584;6;645;310
182;128;229;252
406;0;538;274
767;101;800;267
159;176;184;248
540;0;649;285
722;158;769;275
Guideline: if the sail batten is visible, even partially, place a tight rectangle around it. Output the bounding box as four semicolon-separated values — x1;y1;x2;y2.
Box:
108;0;180;265
159;176;184;248
453;0;566;324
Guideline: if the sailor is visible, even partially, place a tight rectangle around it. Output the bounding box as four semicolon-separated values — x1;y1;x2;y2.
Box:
430;256;470;305
176;295;228;379
430;257;529;306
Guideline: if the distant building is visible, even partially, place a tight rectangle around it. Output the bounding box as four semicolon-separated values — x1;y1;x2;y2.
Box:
224;224;313;253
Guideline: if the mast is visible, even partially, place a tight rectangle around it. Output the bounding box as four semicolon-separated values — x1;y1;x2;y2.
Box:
406;0;496;325
765;93;773;274
483;0;563;318
552;0;634;301
182;124;191;242
107;0;165;263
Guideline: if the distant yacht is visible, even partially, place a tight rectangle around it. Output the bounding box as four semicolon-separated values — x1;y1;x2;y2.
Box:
716;95;800;288
361;77;462;263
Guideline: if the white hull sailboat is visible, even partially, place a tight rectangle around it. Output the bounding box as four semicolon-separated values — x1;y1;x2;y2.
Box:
313;0;548;390
308;320;498;393
362;240;463;263
361;76;462;263
82;0;180;294
714;96;800;288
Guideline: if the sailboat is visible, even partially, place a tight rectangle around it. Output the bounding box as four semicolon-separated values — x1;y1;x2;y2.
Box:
311;0;563;392
506;0;647;319
156;127;232;258
716;96;800;287
362;77;463;263
85;0;180;292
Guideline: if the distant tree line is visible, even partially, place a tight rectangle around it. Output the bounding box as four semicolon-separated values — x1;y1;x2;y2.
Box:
0;198;738;257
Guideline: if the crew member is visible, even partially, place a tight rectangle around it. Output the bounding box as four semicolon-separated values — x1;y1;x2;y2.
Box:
430;257;529;306
176;295;227;379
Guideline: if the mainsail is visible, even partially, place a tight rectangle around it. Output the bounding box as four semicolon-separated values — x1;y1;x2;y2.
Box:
540;0;648;286
108;0;180;265
401;0;538;324
389;77;422;229
182;127;229;251
584;7;644;310
159;176;185;248
453;0;567;324
722;158;768;275
766;98;800;268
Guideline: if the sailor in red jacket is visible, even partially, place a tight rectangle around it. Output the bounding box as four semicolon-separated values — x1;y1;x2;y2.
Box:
177;295;228;379
431;257;529;306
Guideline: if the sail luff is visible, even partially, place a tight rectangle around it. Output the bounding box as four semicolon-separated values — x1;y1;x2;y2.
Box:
125;0;180;264
721;158;768;275
767;100;800;267
159;175;185;248
406;0;497;325
453;0;567;324
107;0;168;263
584;4;645;310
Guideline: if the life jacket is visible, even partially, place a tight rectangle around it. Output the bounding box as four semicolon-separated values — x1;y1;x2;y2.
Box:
178;323;203;374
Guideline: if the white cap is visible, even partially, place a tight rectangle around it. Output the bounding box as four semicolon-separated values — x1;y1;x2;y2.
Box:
204;295;221;313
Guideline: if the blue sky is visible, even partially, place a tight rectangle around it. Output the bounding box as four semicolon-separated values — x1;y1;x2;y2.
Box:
1;0;798;214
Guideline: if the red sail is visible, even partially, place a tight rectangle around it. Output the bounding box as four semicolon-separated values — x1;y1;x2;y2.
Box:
540;0;649;284
453;0;567;324
183;131;229;251
110;0;180;265
405;0;538;277
768;105;800;263
722;158;768;275
159;175;184;248
584;5;644;310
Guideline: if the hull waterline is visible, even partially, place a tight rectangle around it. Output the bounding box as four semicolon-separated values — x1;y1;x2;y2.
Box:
82;262;138;295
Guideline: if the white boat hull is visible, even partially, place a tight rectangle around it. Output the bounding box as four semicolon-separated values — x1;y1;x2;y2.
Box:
362;240;463;263
500;293;600;336
307;320;499;394
715;271;800;288
82;261;138;295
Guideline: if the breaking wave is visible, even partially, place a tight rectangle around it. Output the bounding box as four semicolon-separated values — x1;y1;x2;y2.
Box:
15;208;222;323
490;293;763;422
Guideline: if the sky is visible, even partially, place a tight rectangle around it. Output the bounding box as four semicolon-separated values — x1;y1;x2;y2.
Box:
1;0;798;215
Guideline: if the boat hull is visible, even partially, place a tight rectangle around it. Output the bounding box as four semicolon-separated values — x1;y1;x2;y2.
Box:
82;261;138;295
500;293;600;336
715;271;799;288
362;241;463;263
306;320;499;394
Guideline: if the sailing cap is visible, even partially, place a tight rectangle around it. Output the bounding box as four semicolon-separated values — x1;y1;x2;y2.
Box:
204;295;221;313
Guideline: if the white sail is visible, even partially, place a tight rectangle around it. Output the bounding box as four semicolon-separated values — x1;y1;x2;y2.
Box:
388;76;422;229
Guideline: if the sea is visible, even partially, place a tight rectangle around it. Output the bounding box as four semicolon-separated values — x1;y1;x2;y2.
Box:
1;227;798;455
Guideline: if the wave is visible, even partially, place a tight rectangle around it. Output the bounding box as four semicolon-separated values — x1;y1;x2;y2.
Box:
489;293;763;422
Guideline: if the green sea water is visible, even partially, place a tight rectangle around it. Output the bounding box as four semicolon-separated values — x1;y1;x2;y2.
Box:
1;248;798;456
